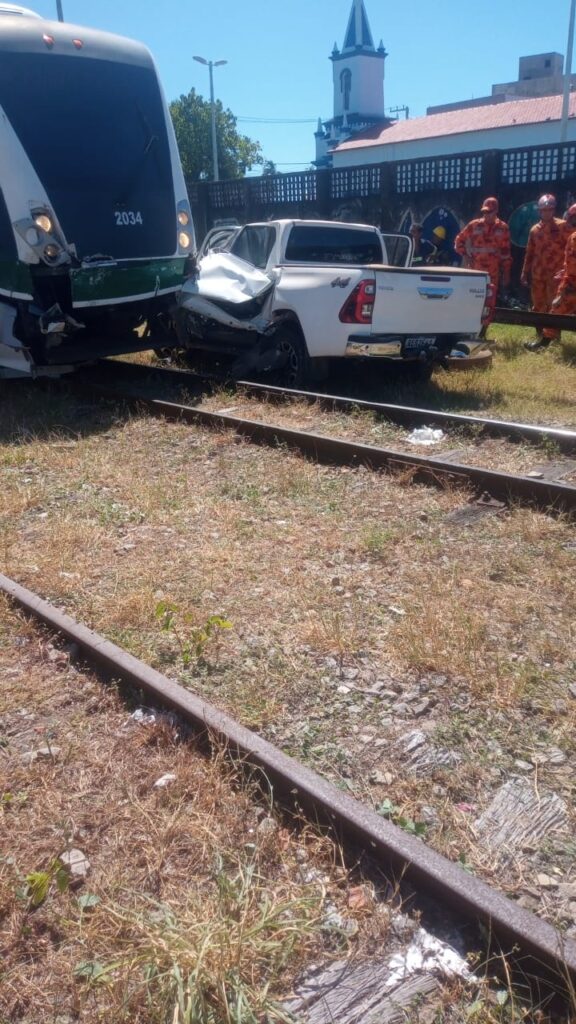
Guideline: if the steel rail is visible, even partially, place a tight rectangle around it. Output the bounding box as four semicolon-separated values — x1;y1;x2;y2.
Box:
99;360;576;452
493;306;576;331
235;381;576;452
85;381;576;514
1;570;575;997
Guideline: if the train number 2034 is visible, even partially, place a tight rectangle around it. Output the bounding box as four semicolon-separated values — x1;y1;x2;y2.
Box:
114;211;143;226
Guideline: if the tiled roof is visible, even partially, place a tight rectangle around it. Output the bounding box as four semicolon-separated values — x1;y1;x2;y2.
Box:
335;93;576;150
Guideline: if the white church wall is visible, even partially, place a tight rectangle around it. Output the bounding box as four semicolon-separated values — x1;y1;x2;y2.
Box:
332;57;385;121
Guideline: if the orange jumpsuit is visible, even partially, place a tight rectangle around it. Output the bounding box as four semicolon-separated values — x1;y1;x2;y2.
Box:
542;230;576;340
454;217;512;320
521;218;570;339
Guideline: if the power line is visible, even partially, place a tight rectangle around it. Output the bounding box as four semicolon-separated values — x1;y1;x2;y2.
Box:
237;116;317;124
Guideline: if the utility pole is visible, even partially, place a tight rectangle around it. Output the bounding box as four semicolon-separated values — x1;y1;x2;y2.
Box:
55;0;64;20
560;0;576;142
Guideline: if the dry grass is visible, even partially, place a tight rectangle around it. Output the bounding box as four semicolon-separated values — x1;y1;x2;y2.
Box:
0;381;575;940
1;600;381;1023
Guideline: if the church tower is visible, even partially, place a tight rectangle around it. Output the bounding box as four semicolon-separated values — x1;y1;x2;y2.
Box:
315;0;388;166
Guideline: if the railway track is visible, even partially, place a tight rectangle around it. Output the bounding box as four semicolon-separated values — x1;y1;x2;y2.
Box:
1;570;575;1011
80;361;576;516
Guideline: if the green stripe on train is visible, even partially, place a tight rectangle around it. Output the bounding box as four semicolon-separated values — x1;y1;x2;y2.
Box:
0;261;34;297
70;258;187;304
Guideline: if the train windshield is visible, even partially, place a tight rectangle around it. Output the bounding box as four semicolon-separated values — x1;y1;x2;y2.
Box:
0;52;176;259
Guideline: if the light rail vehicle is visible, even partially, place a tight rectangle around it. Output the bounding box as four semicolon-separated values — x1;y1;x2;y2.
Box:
0;5;194;377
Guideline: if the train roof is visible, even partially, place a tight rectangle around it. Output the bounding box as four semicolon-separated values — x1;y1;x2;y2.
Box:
0;10;155;67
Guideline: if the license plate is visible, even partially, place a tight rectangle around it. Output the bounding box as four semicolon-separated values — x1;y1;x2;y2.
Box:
403;335;436;353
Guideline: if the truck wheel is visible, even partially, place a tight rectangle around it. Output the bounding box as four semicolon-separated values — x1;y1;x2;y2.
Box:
271;325;310;388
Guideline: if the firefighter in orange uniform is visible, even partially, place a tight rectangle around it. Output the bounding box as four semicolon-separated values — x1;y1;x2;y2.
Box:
521;194;570;350
540;203;576;346
454;197;512;331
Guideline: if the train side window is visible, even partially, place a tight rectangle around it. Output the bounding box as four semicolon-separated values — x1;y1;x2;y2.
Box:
0;189;17;261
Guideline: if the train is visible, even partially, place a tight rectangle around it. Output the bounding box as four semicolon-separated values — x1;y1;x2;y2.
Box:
0;5;194;377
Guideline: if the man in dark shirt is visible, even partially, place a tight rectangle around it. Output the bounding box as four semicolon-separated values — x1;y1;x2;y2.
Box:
409;223;435;265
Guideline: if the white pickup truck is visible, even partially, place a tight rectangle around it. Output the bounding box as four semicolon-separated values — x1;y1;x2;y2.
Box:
176;219;490;384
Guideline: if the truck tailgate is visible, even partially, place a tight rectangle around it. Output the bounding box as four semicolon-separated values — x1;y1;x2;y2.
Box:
370;266;488;335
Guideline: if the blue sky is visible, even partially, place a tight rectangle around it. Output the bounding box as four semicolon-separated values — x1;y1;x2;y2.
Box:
28;1;576;171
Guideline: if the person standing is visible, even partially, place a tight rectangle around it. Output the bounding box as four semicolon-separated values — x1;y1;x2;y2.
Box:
538;203;576;347
454;197;512;328
409;223;436;265
521;194;570;351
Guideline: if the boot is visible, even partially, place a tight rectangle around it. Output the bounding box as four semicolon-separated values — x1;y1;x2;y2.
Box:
523;337;551;351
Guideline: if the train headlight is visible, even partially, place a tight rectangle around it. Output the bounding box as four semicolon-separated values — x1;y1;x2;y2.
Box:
178;231;191;249
34;214;53;233
43;243;61;263
178;210;190;226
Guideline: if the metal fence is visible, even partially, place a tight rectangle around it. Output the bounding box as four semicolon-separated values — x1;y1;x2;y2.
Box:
190;141;576;239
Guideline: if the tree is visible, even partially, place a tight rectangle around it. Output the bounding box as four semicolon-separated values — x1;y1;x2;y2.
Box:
262;159;277;176
170;88;263;181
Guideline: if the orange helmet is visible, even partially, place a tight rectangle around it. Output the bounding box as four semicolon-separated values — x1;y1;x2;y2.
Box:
537;194;556;209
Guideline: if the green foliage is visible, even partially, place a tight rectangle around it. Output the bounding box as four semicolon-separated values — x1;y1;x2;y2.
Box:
77;892;101;911
155;600;233;668
169;88;263;181
377;798;427;837
23;858;69;908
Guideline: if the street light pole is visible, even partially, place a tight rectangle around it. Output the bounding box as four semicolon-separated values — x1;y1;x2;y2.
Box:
193;55;228;181
55;0;64;20
560;0;576;142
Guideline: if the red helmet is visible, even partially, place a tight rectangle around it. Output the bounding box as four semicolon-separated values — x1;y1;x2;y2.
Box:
537;193;556;209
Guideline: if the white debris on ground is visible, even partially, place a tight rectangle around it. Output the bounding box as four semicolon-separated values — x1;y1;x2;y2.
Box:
407;427;445;445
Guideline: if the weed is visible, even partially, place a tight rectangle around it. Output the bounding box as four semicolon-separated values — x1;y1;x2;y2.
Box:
155;599;233;668
377;798;427;837
20;857;69;908
361;524;398;556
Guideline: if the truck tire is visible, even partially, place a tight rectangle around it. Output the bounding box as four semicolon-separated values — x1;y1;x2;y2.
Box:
270;325;310;388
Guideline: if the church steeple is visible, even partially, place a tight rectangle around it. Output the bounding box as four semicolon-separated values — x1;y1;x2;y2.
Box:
315;1;389;167
330;0;386;121
343;0;375;52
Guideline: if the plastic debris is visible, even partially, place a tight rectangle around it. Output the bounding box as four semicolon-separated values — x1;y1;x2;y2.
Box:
154;773;177;788
407;427;444;446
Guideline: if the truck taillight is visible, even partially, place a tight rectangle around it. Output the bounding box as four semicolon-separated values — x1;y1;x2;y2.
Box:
339;279;375;324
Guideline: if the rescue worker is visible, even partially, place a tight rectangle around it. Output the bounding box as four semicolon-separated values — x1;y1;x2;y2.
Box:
454;197;512;328
427;225;458;266
409;223;436;265
538;202;576;347
521;194;570;351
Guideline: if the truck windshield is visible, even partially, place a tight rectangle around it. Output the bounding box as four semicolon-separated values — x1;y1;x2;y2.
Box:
284;225;382;265
0;52;175;259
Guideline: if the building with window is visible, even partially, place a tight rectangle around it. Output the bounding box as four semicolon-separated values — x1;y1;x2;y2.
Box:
314;0;390;167
316;3;576;169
